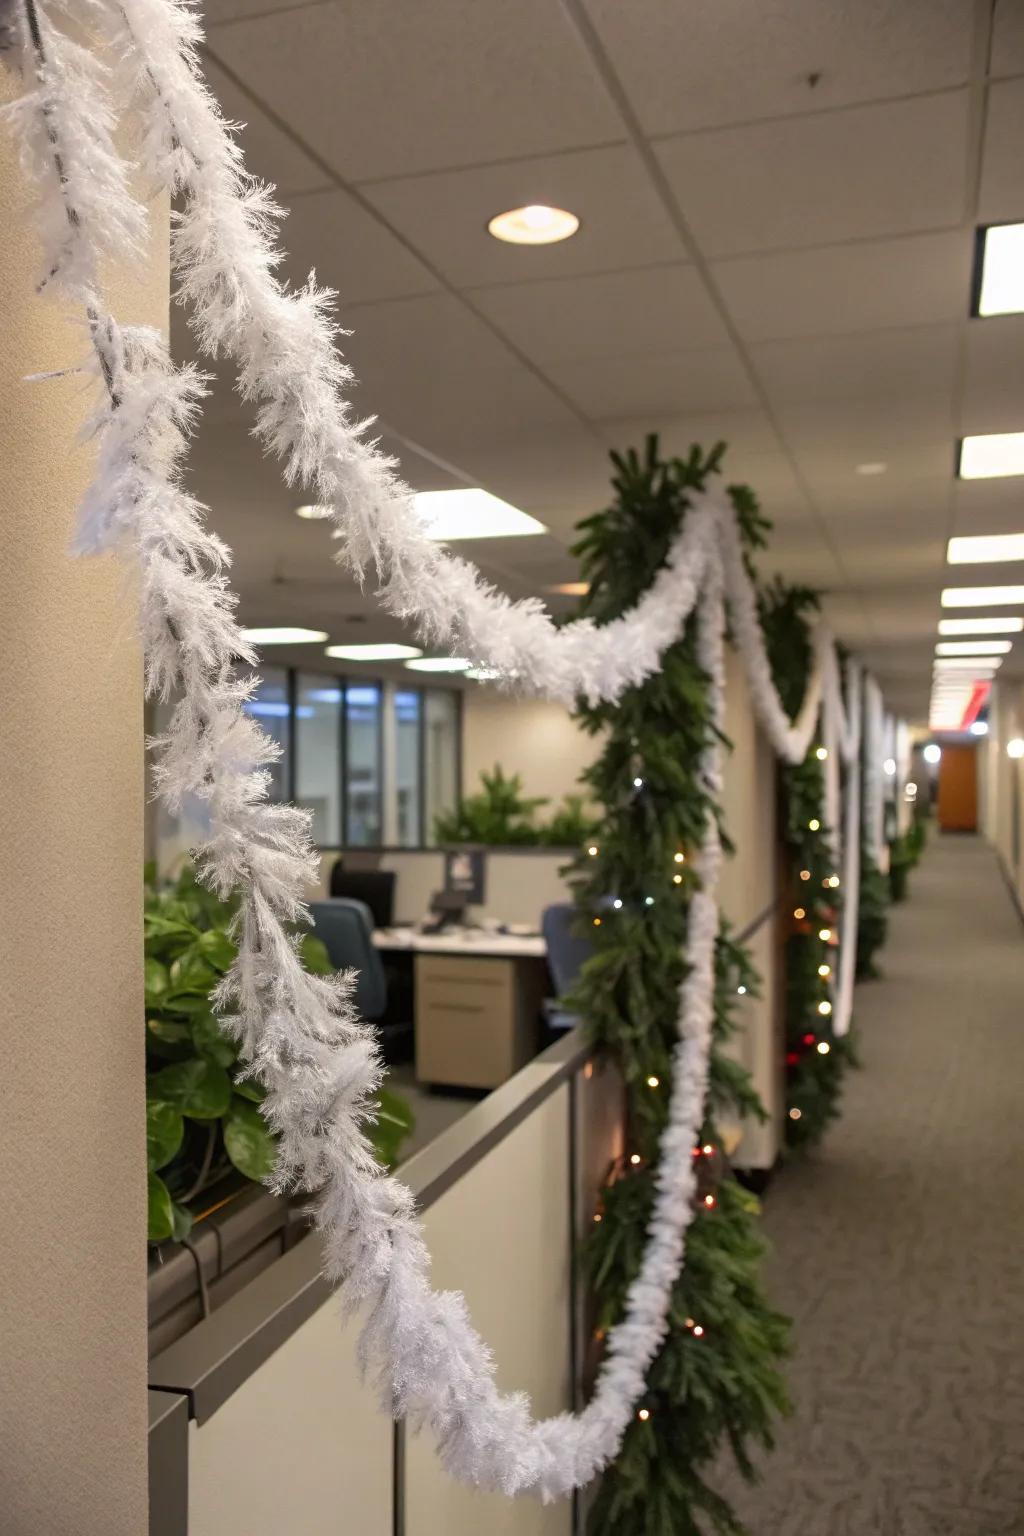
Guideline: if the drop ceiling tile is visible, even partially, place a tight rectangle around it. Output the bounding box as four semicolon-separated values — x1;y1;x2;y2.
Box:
544;347;756;421
597;409;779;465
714;230;973;341
203;53;330;196
581;0;973;137
208;0;621;182
279;188;440;305
776;395;956;456
978;79;1024;223
960;313;1024;434
751;324;959;406
656;93;969;258
952;477;1024;536
454;434;613;539
469;266;728;365
992;0;1024;75
793;443;955;514
361;147;681;289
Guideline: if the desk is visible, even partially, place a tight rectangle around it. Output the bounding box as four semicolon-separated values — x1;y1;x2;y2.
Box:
374;927;550;1089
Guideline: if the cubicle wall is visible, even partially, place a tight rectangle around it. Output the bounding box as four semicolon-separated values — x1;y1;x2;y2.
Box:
981;681;1024;915
315;847;575;928
149;1034;623;1536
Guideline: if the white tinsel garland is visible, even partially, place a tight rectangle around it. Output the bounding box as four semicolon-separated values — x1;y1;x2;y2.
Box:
2;0;867;1500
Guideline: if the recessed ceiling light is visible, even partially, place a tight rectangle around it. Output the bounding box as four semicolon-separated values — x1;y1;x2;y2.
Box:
295;504;332;520
938;616;1024;635
548;582;590;596
404;657;471;672
941;584;1024;607
947;533;1024;564
958;433;1024;479
414;489;546;540
855;461;887;476
935;640;1013;656
487;204;580;246
974;222;1024;317
324;643;422;661
240;627;329;644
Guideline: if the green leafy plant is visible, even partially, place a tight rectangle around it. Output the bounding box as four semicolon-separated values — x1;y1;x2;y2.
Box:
564;436;790;1535
433;767;601;848
145;863;413;1243
760;580;857;1152
856;855;890;979
432;763;548;845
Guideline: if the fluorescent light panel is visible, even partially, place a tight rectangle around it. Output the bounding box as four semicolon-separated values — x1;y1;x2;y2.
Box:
941;584;1024;607
414;489;545;541
240;627;328;644
947;533;1024;564
976;223;1024;317
404;657;471;673
324;643;422;661
959;433;1024;480
938;616;1024;635
935;640;1013;656
933;657;1002;669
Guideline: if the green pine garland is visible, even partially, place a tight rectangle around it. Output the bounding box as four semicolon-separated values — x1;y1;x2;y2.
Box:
566;438;790;1535
759;581;856;1150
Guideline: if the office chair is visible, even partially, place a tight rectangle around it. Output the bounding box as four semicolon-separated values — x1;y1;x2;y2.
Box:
309;899;413;1063
541;903;594;1032
328;864;396;929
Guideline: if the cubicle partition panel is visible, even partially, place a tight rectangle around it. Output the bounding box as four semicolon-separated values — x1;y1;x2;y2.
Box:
314;848;575;930
149;1033;624;1536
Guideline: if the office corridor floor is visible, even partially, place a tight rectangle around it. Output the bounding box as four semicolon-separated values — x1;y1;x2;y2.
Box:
718;833;1024;1535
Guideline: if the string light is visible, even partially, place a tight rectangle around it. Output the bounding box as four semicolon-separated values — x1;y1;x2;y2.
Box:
587;844;599;857
789;1107;802;1120
800;868;811;880
794;906;806;919
819;927;832;941
701;1143;714;1156
673;873;683;885
612;898;623;909
646;1075;660;1088
736;984;747;995
692;1325;705;1338
592;917;602;927
808;818;820;831
629;1153;642;1166
644;896;655;906
818;964;831;978
703;1194;716;1209
584;1061;594;1079
674;851;685;864
815;746;828;761
828;874;840;888
818;1000;832;1016
632;776;644;788
817;1041;831;1055
638;1407;650;1421
803;1032;816;1046
593;1212;602;1223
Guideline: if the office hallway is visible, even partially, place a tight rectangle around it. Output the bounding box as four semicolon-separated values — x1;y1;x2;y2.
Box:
720;834;1024;1535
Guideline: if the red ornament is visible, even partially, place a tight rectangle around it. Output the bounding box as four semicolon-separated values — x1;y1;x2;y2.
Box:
786;1051;799;1066
802;1032;816;1046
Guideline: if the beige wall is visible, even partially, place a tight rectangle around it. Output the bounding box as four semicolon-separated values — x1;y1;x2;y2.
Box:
0;81;167;1534
462;690;600;807
982;682;1024;907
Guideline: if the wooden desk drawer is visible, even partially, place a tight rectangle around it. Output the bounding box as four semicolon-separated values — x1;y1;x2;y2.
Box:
414;955;541;1089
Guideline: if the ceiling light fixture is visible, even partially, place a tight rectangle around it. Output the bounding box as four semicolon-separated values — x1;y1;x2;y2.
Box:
923;744;941;764
414;488;546;541
855;461;887;476
295;504;332;520
958;433;1024;479
947;533;1024;564
487;204;580;246
941;584;1024;607
933;656;1002;670
935;640;1013;656
548;582;590;596
324;643;422;661
969;720;989;736
938;616;1024;635
404;657;471;673
974;222;1024;317
239;627;329;645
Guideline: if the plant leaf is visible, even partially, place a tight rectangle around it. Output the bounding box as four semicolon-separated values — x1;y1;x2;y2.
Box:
367;1087;416;1168
223;1097;277;1181
144;956;170;1007
299;932;333;976
190;1008;237;1068
147;1170;174;1242
195;928;236;971
146;1099;184;1171
149;1058;232;1121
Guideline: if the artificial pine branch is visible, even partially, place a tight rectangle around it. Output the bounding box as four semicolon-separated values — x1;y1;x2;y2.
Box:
567;438;790;1534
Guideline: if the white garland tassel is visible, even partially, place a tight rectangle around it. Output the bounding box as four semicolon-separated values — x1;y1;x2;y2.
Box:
1;0;864;1501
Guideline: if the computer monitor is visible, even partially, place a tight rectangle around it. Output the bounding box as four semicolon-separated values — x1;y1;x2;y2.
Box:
443;847;486;906
329;865;396;929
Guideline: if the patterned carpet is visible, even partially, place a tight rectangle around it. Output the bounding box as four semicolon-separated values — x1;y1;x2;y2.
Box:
717;834;1024;1535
